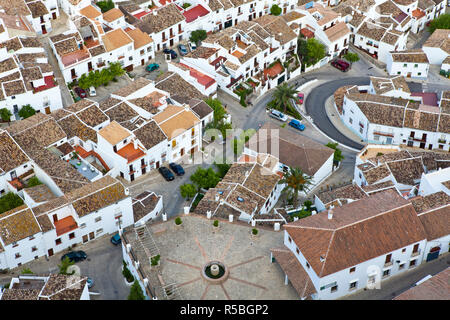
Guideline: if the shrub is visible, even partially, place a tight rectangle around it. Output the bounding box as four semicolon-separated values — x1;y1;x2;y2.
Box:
175;217;182;225
270;4;281;16
376;152;384;157
18;105;36;119
239;94;247;107
58;257;75;275
21;268;33;274
26;177;42;188
182;2;191;9
189;29;207;44
180;183;197;200
303;200;313;211
0;108;12;122
150;255;160;266
128;280;145;300
122;261;134;282
189;193;204;212
97;0;114;13
213;220;219;227
190;167;220;190
252;228;258;235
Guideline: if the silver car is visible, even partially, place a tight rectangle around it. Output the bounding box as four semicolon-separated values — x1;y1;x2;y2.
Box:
269;109;288;122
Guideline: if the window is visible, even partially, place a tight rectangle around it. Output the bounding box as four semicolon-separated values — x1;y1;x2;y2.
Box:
172;140;176;148
15;253;21;259
12;242;18;248
31;246;38;252
385;254;392;264
296;248;300;255
402;248;406;253
349;281;357;290
288;236;292;243
399;263;405;270
403;63;407;67
414;64;418;68
95;216;102;223
382;269;390;278
374;135;380;141
331;285;338;293
412;243;419;253
349;267;356;273
128;56;133;61
306;262;310;269
349;117;353;124
69;232;75;239
418;72;421;76
96;228;103;236
409;259;417;268
80;223;86;229
29;236;35;241
55;238;62;245
397;71;401;75
359;127;363;134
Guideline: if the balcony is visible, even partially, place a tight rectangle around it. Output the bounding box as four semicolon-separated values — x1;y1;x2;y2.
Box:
438;139;446;144
141;163;147;169
237;11;243;16
384;261;393;268
374;131;394;137
129;170;135;175
97;61;105;68
411;136;426;142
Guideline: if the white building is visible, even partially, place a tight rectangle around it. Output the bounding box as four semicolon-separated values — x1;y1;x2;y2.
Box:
386;49;429;79
417;167;450;196
273;189;429;300
422;29;450;65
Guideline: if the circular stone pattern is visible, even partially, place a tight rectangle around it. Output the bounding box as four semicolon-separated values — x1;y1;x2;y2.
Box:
201;261;229;284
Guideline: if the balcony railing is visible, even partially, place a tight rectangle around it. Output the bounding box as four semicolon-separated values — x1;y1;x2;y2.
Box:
438;139;446;144
374;131;394;137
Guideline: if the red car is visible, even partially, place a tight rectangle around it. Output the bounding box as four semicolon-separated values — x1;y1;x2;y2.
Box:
296;93;304;104
331;59;350;72
74;87;87;99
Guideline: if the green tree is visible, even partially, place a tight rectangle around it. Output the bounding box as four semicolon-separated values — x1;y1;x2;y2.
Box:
304;38;326;66
27;177;42;188
214;162;231;179
180;183;197;200
0;192;24;214
205;98;226;126
190;167;220;191
18;105;36;119
325;142;345;163
0;108;12;122
270;4;282;16
97;0;114;13
428;13;450;33
189;29;207;45
278;167;312;208
272;83;298;114
108;62;125;78
343;52;360;65
78;73;90;89
182;2;191;9
58;256;75;275
128;280;145;300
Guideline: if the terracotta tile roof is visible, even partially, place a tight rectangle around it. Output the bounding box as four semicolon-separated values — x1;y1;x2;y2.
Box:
356;21;387;41
254;16;297;45
98;97;122;111
387;158;424;185
348;11;366;28
394;267;450;300
0;130;30;174
316;183;368;206
190;99;213;120
79;5;102;20
56;142;75;156
132;191;161;223
153;105;200;140
283;11;305;22
75;105;109;128
125;28;152;49
361;164;391;184
104;102;139;124
0;37;22;51
133;120;166;150
102;8;124;22
362;180;395;193
0;205;41;245
324;21;350;43
39;274;87;300
56;114;98;143
423;29;450;54
184;46;218;59
67;176;127;218
102;28;133;52
112;77;151;97
242;163;280;199
140;4;185;33
128;91;166;114
0;57;17;73
411;191;450;214
98;121;131;145
0;0;31;16
390;49;429;63
23;184;57;203
381;30;401;46
89;44;106;57
271;248;316;299
227;183;266;214
155;72;205;102
284;190;427;277
246;122;334;176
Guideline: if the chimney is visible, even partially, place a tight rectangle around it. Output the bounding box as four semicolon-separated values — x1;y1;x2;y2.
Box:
153;10;157;16
328;206;334;220
245;170;250;177
215;194;220;202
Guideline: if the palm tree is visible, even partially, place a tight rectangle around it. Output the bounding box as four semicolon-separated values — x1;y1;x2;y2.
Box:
278;167;312;208
272;83;298;114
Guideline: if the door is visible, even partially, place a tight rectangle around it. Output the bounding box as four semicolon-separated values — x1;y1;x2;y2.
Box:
156;161;160;168
88;61;93;71
420;142;425;149
89;232;95;240
52;214;58;223
52;12;57;19
142;167;146;175
71;69;76;78
130;174;134;182
48;249;54;256
45;107;50;114
190;147;195;155
426;246;440;262
41;24;47;34
141;59;144;66
180;148;185;157
10;170;17;180
386;137;392;144
82;235;88;243
428;144;433;150
407;72;411;78
170;39;174;47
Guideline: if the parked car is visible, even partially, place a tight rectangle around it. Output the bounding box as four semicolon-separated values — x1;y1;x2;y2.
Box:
110;233;121;245
158;166;175;181
296;93;304;105
288;119;305;131
87;277;94;289
89;86;96;97
74;87;87;99
178;44;188;56
61;251;87;263
331;59;350;72
146;63;159;72
169;162;185;176
163;48;178;59
269;109;288;122
188;42;197;51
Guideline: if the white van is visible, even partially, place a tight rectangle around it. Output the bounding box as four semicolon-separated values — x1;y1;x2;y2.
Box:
89;86;96;97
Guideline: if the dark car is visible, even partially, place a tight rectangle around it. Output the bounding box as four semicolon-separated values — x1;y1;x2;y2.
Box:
158;166;175;181
331;59;350;72
74;87;87;98
146;63;159;72
163;48;178;59
177;44;188;56
111;233;121;245
61;250;87;263
169;162;185;176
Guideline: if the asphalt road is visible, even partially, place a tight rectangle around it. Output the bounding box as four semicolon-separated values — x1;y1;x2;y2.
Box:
305;77;369;150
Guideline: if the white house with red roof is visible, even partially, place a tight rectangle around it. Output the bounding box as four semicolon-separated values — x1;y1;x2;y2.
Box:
168;61;217;97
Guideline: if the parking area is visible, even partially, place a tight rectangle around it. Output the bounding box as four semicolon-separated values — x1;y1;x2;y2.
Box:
0;235;129;300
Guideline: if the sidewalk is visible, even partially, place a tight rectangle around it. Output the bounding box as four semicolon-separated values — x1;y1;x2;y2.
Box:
324;96;366;146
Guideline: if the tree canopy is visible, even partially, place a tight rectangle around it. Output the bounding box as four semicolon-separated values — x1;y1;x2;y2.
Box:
18;105;36;119
180;183;197;200
270;4;282;16
190;167;220;191
58;256;75;275
97;0;114;13
78;62;124;89
0;192;24;214
0;108;12;122
278;167;312;208
128;280;145;300
343;52;359;64
298;37;326;67
189;30;207;45
428;13;450;33
325;142;345;163
272;83;298;114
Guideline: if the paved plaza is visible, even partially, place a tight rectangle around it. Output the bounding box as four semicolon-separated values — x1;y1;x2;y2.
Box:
150;215;299;300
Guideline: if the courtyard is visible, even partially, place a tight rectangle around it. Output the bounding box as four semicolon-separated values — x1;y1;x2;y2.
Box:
146;215;299;300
